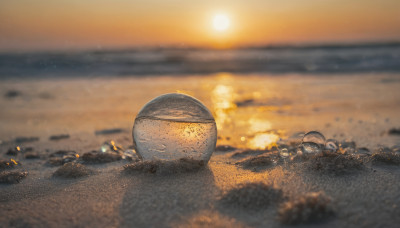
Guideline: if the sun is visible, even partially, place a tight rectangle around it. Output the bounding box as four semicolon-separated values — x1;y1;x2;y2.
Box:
213;14;230;32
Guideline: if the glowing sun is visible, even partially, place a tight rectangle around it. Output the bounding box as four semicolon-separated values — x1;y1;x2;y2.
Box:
213;14;230;31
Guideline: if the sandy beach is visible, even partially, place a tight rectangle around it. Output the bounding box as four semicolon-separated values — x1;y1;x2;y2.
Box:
1;73;400;227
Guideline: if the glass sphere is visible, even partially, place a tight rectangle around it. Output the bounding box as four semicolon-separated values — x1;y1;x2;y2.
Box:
132;93;217;162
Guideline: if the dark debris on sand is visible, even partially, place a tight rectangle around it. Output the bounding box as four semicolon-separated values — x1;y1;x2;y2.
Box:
47;150;79;166
371;152;400;165
215;145;237;153
219;182;283;209
123;158;205;174
6;146;34;156
95;128;124;135
4;90;21;98
0;171;28;184
231;149;267;159
81;151;122;164
6;146;21;156
235;98;255;107
388;128;400;135
307;152;365;175
14;136;40;143
236;154;279;171
278;192;334;225
53;162;92;178
49;134;70;141
25;152;40;159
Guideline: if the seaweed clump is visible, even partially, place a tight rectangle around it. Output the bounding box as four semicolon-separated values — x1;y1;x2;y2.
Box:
307;152;365;175
53;162;92;178
0;171;28;184
371;152;400;165
123;158;205;174
219;182;283;209
278;192;334;225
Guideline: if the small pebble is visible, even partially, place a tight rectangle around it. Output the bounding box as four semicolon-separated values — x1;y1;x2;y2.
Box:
4;90;21;98
6;146;21;156
49;134;70;141
388;128;400;135
15;137;39;143
95;128;124;135
215;145;236;152
25;152;40;159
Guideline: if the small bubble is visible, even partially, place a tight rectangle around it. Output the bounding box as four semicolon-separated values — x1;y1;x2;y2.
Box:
100;144;109;153
279;148;290;158
303;131;325;146
300;131;325;154
325;139;338;152
339;141;356;154
122;149;139;161
100;141;123;153
300;142;322;154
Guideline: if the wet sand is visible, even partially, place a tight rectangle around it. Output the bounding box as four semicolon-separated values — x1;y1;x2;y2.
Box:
0;73;400;227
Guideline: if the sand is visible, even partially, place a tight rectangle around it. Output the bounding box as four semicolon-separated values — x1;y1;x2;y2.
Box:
0;73;400;227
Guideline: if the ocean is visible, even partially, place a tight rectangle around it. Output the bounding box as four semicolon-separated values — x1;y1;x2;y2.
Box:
0;43;399;78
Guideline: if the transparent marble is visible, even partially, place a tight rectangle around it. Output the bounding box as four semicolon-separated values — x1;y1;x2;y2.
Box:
132;93;217;162
300;131;326;154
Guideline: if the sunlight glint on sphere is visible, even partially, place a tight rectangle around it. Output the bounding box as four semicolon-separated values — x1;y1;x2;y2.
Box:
132;93;217;162
213;14;230;31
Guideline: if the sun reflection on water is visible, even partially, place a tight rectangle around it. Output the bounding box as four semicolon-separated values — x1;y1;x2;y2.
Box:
248;133;279;150
248;118;272;134
212;84;236;130
246;118;280;149
210;74;283;150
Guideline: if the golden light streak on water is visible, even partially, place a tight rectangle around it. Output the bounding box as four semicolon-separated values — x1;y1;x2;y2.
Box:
248;118;272;134
211;84;237;130
210;73;284;149
248;133;279;150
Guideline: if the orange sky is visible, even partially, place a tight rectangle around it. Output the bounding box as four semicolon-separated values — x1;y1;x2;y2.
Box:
0;0;399;51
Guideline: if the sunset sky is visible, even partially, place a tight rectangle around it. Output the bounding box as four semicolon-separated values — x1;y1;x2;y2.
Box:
0;0;399;51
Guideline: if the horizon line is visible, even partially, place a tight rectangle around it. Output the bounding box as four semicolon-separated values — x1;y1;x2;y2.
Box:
1;40;399;54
